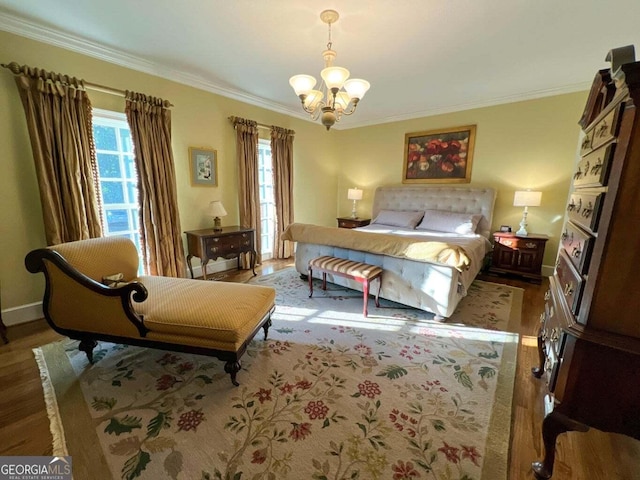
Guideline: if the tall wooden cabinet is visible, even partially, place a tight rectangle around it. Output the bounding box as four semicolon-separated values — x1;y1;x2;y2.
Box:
531;50;640;478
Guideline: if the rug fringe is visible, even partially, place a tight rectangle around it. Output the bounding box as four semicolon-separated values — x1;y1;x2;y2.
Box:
33;347;69;456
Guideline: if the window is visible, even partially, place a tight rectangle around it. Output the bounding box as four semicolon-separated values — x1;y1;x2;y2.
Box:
258;140;275;259
92;109;142;269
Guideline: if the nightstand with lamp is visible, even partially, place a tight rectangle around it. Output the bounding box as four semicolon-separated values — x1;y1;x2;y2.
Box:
338;187;370;228
184;200;257;279
489;190;548;283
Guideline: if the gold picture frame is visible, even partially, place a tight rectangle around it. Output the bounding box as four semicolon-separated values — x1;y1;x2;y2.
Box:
402;125;476;184
189;147;217;187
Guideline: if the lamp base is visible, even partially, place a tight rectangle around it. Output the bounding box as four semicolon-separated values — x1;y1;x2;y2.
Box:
516;210;529;236
213;217;222;232
351;200;358;219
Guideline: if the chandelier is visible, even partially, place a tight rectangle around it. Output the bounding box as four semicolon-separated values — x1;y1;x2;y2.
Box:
289;10;370;131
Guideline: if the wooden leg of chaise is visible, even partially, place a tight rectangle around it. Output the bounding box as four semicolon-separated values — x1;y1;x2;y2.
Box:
224;360;242;386
263;318;272;340
79;339;98;363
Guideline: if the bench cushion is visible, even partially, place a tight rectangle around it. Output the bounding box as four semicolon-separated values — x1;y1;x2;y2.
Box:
135;276;275;351
309;256;383;279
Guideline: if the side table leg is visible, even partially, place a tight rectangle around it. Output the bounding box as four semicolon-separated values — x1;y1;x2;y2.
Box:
186;255;195;279
251;250;257;276
201;259;209;281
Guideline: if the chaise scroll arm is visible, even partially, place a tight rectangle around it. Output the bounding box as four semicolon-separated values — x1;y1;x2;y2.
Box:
25;248;150;337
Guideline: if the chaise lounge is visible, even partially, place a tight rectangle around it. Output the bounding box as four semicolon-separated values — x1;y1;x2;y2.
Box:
25;236;276;386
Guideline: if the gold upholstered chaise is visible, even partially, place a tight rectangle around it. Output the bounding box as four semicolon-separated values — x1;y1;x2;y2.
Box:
25;236;275;385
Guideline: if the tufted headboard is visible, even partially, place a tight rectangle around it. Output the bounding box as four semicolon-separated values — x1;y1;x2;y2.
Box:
371;186;496;238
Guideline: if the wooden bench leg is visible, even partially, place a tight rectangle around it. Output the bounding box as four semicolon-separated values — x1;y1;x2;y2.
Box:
225;360;242;387
308;267;313;298
363;279;370;317
374;275;381;308
322;272;327;290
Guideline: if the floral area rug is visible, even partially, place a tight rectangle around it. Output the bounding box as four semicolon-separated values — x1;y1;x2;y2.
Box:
34;269;521;480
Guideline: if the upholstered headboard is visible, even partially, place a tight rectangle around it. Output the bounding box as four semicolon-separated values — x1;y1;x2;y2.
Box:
371;186;496;238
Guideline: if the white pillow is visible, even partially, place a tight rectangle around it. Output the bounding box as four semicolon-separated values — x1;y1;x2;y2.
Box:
416;209;482;234
371;209;425;229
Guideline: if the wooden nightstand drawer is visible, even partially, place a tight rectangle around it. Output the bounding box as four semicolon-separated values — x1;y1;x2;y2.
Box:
337;217;371;229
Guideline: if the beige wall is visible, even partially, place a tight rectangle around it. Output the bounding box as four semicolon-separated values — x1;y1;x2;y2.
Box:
0;29;587;318
0;30;338;314
335;92;587;267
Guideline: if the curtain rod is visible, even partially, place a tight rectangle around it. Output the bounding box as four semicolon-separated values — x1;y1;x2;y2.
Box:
85;81;126;97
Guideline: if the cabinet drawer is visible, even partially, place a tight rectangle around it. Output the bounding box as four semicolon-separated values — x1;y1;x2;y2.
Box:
590;101;623;150
566;191;605;233
573;143;615;188
579;129;594;156
541;285;566;391
205;234;252;255
494;236;542;250
555;250;584;316
560;222;594;274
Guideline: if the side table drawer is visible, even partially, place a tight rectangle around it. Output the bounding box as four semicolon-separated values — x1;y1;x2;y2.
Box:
206;233;252;256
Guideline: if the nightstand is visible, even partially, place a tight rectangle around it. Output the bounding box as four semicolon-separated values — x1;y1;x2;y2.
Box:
337;217;371;229
488;232;548;283
185;226;257;280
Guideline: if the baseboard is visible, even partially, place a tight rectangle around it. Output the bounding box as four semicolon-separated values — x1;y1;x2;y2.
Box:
2;301;44;326
541;264;554;278
188;258;237;279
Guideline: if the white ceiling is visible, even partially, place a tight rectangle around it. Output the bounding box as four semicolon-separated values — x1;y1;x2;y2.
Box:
1;0;639;129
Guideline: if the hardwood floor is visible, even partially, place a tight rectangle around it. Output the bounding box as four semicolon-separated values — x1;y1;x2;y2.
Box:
1;259;638;479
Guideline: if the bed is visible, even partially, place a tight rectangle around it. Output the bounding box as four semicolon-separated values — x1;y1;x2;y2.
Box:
287;185;496;318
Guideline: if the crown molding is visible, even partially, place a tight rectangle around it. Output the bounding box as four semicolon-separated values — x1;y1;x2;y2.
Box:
0;11;303;119
343;81;592;130
0;11;590;132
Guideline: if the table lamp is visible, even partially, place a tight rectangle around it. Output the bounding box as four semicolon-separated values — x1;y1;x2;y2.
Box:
347;188;363;218
513;190;542;236
209;200;227;232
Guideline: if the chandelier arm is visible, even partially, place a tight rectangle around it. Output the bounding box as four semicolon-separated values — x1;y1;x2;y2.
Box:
340;99;360;116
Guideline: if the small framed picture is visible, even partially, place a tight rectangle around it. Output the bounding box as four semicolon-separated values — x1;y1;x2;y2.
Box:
189;147;217;187
500;225;512;233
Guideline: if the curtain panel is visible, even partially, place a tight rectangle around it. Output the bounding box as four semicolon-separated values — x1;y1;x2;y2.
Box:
125;91;185;277
270;126;295;259
4;62;102;245
229;116;261;266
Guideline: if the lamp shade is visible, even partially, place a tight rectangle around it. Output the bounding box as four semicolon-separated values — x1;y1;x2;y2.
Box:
208;200;227;217
344;78;371;100
513;190;542;207
321;66;350;90
289;74;317;97
347;188;363;201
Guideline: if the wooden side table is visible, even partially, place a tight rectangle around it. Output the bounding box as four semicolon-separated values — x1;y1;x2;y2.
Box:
185;226;257;280
337;217;371;229
489;232;549;283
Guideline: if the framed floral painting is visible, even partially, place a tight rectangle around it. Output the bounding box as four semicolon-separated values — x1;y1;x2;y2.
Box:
402;125;476;183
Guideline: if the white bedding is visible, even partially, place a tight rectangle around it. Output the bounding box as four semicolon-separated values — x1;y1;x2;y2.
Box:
355;224;491;294
293;185;496;318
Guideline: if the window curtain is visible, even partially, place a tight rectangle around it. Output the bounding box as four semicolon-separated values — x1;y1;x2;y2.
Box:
229;116;261;266
125;91;185;277
3;62;102;245
270;126;295;259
